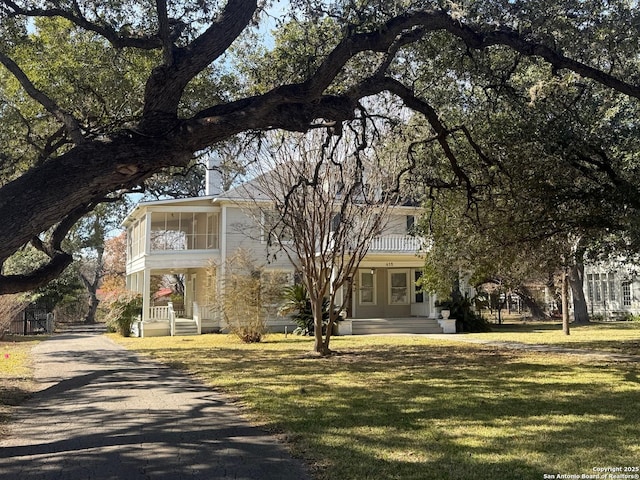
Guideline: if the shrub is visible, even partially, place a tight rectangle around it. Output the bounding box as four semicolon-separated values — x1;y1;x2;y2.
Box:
217;249;287;343
101;290;142;337
278;284;330;336
438;296;492;333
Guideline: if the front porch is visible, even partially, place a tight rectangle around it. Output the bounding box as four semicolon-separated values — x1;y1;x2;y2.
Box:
132;303;221;337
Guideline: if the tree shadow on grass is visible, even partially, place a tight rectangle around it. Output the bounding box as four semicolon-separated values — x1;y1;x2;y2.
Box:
149;341;640;480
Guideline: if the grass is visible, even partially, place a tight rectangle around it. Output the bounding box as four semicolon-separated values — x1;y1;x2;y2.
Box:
462;320;640;355
0;335;43;436
113;332;640;480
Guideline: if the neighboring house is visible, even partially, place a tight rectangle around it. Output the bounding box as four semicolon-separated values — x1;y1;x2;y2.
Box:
123;164;457;337
583;263;640;318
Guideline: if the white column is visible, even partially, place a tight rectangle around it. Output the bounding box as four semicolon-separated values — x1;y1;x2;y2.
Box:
220;205;227;293
144;210;152;254
429;293;437;318
142;268;151;322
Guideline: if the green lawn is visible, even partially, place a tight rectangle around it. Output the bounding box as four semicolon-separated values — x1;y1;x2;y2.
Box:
114;332;640;480
462;320;640;355
0;336;43;436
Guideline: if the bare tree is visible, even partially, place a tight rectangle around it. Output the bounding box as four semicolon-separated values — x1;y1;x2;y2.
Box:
247;131;408;355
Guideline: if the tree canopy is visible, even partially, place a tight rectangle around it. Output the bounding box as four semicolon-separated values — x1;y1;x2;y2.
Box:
1;0;640;293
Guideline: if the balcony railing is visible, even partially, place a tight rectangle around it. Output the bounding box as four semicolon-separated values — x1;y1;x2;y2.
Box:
369;235;424;252
150;232;219;251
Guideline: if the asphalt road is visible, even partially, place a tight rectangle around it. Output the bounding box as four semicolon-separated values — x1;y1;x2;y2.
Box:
0;330;311;480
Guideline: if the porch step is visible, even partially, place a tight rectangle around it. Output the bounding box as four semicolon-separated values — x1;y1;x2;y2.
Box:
351;317;444;335
174;319;198;336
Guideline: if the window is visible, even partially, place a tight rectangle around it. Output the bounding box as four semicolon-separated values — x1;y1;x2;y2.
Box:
587;274;594;301
150;211;218;251
608;272;616;302
207;213;219;248
414;270;424;303
331;213;342;232
389;270;409;305
594;274;601;302
623;282;632;307
261;211;292;244
601;277;608;303
359;270;376;305
406;215;415;234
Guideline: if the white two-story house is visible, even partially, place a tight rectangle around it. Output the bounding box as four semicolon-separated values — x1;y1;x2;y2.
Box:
123;164;452;337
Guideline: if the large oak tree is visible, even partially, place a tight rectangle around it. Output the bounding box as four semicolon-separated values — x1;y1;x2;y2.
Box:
1;0;639;293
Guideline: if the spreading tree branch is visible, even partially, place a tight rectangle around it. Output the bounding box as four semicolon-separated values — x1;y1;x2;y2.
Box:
0;51;85;144
1;0;163;49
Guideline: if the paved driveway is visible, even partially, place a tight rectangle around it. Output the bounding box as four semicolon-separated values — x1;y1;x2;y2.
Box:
0;331;311;480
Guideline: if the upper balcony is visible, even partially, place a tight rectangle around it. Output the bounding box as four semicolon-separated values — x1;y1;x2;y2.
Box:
127;211;220;261
368;235;425;253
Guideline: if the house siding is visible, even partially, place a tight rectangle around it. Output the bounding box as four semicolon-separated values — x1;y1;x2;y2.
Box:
224;206;294;271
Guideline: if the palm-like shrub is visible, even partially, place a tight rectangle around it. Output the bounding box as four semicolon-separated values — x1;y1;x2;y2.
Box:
279;284;329;335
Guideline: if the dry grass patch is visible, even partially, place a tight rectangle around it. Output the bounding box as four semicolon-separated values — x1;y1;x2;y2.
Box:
113;333;640;480
462;321;640;355
0;336;43;436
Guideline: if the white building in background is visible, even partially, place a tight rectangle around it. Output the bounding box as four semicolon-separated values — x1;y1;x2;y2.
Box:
583;263;640;318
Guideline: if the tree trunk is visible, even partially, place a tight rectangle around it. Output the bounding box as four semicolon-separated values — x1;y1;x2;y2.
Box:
562;268;570;335
81;246;104;324
568;260;590;324
85;292;99;324
312;297;329;355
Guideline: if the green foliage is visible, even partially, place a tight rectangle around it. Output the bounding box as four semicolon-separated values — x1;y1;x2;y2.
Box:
437;296;492;333
3;246;84;310
101;291;142;337
236;17;342;94
278;283;330;336
0;17;158;184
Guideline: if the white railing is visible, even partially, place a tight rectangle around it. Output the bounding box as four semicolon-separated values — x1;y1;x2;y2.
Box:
147;303;176;335
149;306;172;320
369;235;423;252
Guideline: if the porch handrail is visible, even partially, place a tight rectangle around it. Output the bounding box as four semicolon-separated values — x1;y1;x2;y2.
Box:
149;305;171;320
168;301;176;336
192;302;202;335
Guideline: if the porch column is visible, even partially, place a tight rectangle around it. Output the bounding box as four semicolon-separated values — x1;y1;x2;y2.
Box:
219;205;227;295
429;293;437;318
142;267;151;322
